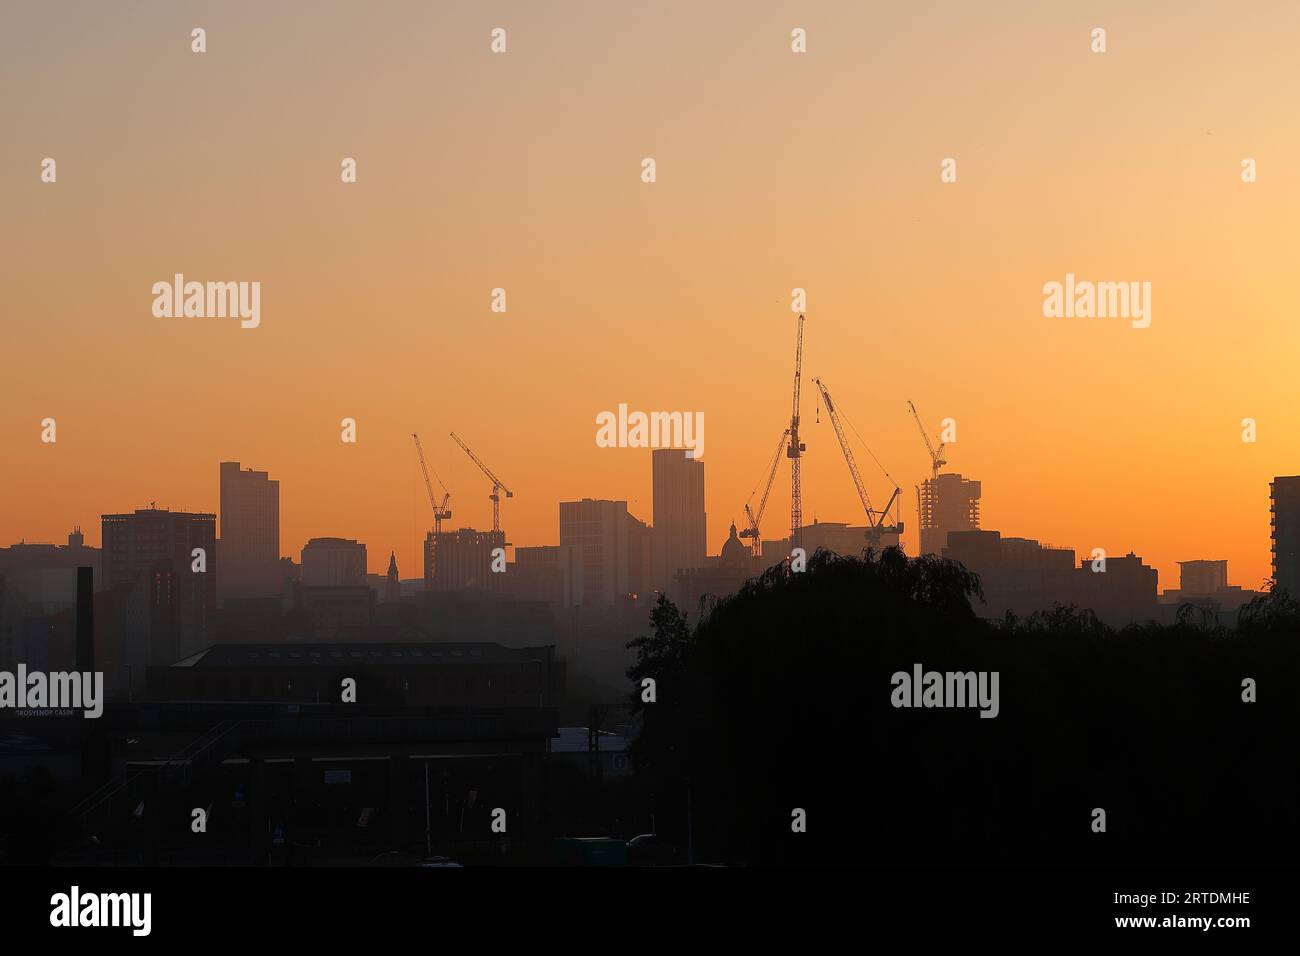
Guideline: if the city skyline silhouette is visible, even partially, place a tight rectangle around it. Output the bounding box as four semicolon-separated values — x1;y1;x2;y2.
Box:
6;3;1300;591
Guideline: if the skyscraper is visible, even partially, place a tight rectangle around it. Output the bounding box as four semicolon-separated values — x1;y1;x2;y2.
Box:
559;499;630;607
101;506;217;661
626;512;653;598
919;472;982;555
218;462;280;601
1270;476;1300;595
652;449;706;590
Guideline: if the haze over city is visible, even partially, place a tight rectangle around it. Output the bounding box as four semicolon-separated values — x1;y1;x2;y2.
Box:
6;1;1300;593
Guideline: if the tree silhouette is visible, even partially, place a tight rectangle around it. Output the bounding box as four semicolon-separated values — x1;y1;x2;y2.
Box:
627;547;1299;866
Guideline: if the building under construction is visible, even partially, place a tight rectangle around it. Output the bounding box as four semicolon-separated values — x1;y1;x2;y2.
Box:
919;472;982;555
425;528;506;592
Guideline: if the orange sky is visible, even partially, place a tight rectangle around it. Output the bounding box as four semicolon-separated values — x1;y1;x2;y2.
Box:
4;1;1299;592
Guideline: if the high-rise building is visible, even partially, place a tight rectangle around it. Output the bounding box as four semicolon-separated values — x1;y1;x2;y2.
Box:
919;472;982;555
301;537;367;587
218;462;281;601
1178;560;1228;596
1270;476;1300;594
559;499;630;607
651;449;706;590
626;512;653;598
101;506;217;661
425;528;505;592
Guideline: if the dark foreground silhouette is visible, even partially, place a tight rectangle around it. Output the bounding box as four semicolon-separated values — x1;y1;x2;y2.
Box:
627;547;1299;867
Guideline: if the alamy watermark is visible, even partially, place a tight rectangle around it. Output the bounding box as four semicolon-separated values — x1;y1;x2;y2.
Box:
152;273;260;329
50;886;150;936
1042;273;1151;329
890;663;999;718
0;665;103;718
595;404;704;459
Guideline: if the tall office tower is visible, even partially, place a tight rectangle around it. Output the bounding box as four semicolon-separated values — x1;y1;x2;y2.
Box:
919;472;982;555
301;537;368;587
626;512;653;598
101;506;217;661
218;462;281;600
651;449;706;591
424;528;505;592
1270;476;1300;594
559;499;630;607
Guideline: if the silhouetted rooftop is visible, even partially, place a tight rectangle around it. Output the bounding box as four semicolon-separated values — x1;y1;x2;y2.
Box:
171;642;553;668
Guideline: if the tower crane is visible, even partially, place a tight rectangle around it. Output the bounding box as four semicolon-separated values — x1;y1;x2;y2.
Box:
908;402;950;556
450;432;513;533
411;433;452;533
906;400;947;483
786;314;807;552
813;378;903;551
740;428;790;557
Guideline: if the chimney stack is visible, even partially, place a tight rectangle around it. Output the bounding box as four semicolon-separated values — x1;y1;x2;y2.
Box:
76;566;94;673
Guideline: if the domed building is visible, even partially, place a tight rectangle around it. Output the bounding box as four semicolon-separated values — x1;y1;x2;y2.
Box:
670;522;764;614
719;522;752;569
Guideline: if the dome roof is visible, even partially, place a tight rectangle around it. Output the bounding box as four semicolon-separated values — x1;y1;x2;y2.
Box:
720;522;750;566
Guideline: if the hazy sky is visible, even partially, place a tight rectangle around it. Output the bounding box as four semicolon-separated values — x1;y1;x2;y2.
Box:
4;1;1298;591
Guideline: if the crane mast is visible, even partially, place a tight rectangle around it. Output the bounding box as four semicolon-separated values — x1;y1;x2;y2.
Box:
814;378;903;550
411;433;452;533
907;401;950;556
413;432;453;584
741;428;790;557
906;400;947;483
786;314;807;553
450;432;513;533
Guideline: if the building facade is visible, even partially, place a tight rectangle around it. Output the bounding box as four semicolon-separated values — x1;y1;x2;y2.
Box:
919;472;982;555
301;537;367;587
424;528;505;592
651;449;706;591
559;500;629;607
1271;476;1300;595
218;462;281;601
101;506;217;661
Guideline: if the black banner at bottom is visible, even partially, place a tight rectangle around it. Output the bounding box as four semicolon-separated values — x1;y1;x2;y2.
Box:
1;865;1293;942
